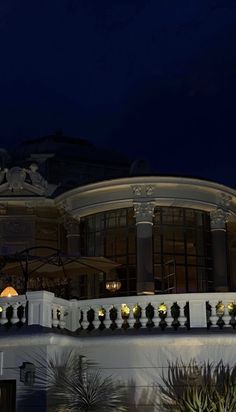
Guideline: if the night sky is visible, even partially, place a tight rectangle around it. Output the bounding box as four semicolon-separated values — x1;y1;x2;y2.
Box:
0;1;236;186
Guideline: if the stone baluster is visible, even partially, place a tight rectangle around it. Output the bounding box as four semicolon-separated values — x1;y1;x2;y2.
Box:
116;306;123;329
103;305;111;329
11;303;19;324
52;305;59;328
178;301;187;327
166;304;173;327
222;301;231;327
209;301;218;327
0;304;8;325
128;305;135;328
21;302;27;324
93;307;100;329
139;304;147;327
81;308;89;330
153;306;159;327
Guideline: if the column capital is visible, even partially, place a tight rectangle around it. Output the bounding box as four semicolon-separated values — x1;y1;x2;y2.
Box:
64;215;80;238
133;202;155;224
210;207;229;231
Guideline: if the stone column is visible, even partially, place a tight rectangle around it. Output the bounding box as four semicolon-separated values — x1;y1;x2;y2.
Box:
64;216;80;256
210;207;229;291
134;202;155;295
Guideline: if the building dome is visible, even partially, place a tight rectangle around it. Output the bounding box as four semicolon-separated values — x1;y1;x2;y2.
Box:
9;133;132;192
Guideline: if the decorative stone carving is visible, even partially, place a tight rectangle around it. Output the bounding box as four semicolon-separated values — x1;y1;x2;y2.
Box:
219;192;232;209
26;163;48;190
132;186;142;196
133;202;155;224
0;164;56;196
6;167;26;191
131;185;154;197
210;207;230;231
146;185;154;196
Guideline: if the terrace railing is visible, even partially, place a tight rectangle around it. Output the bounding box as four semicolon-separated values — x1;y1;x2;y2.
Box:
0;291;236;332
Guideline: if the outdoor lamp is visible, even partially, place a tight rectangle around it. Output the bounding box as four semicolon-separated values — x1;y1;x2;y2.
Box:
105;280;121;293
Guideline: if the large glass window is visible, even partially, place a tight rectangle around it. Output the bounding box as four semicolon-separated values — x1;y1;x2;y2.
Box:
80;208;136;298
153;207;212;293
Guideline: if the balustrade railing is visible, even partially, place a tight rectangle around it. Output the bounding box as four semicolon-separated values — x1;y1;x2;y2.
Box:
0;295;27;326
0;291;236;333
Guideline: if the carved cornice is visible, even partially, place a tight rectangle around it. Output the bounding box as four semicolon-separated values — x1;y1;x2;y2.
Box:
133;202;155;224
131;185;154;197
219;192;232;209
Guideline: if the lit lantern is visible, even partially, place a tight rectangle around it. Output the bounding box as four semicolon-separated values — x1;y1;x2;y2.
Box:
0;286;18;298
105;280;121;293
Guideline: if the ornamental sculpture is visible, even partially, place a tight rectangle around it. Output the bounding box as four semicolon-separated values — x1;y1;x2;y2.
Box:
0;164;54;195
6;167;27;191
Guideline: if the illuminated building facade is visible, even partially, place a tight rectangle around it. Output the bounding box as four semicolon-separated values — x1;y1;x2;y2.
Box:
0;135;236;411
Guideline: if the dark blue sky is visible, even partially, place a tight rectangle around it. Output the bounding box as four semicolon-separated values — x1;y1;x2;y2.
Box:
0;1;236;186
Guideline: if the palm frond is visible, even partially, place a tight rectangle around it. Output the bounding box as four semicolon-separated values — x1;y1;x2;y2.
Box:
20;350;127;412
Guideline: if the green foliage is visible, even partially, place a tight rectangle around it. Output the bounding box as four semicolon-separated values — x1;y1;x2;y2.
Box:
158;360;236;412
22;351;127;412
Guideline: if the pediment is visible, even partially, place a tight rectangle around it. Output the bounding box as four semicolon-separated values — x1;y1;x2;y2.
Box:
0;167;57;197
0;184;45;197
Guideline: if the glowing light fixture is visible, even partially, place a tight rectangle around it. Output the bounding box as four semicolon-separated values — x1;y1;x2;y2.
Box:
106;280;121;293
228;302;235;312
159;303;167;314
98;307;105;318
216;301;225;315
121;303;130;317
0;286;18;298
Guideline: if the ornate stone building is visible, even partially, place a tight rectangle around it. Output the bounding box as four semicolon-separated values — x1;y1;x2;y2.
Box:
0;134;236;411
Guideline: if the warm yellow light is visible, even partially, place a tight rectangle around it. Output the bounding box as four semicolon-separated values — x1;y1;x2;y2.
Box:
159;303;167;314
98;307;105;317
216;301;224;315
0;286;18;298
133;304;141;316
121;304;130;317
106;280;121;293
228;302;235;312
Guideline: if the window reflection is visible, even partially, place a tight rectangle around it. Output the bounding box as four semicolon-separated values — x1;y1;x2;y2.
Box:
153;207;212;293
80;208;136;298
